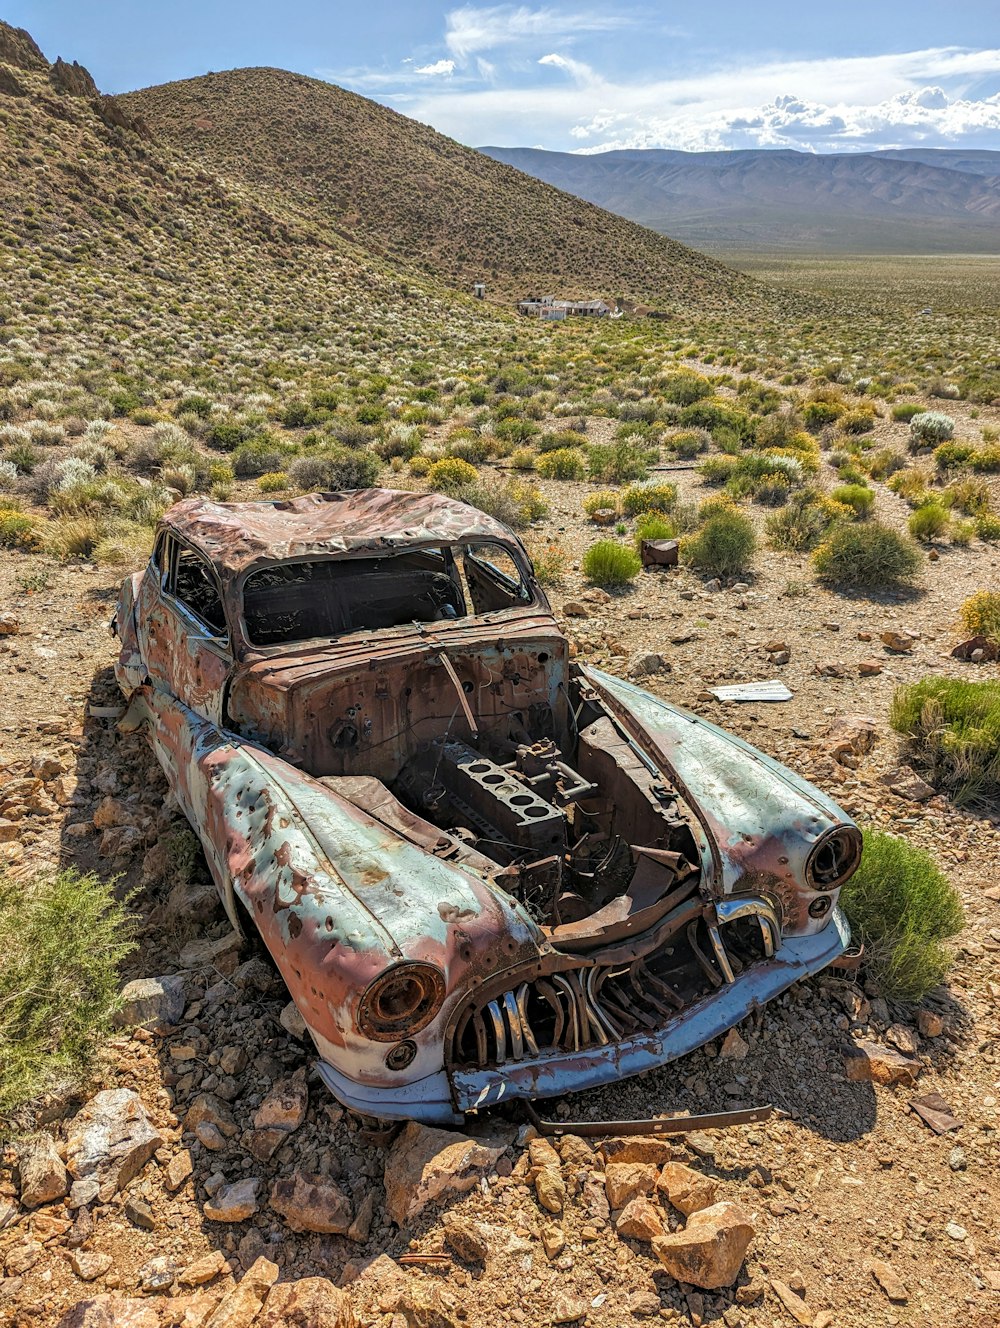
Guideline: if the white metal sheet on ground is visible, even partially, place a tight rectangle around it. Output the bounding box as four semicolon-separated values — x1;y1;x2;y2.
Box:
709;680;793;703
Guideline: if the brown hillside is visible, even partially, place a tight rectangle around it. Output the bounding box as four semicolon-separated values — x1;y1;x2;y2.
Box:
120;68;755;310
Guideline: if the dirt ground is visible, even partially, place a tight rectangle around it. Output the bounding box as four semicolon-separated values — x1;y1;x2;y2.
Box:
1;406;999;1328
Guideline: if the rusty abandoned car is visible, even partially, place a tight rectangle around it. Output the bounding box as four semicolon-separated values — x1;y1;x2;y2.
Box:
112;489;862;1124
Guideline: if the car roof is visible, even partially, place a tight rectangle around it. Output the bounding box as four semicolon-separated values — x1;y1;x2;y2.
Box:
159;488;519;581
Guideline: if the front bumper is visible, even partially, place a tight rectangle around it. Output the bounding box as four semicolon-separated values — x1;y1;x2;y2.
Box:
315;906;850;1124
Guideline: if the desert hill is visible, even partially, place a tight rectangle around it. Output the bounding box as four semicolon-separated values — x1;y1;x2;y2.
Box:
479;145;1000;254
119;68;754;310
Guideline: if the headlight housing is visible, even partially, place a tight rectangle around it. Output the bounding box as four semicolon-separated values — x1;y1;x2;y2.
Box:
358;962;446;1042
806;825;862;891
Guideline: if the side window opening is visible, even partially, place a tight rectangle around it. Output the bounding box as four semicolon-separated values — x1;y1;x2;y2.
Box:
461;543;531;614
171;546;227;636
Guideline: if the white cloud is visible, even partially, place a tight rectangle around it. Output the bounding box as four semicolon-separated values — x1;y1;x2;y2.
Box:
414;58;456;76
444;5;633;61
537;52;595;84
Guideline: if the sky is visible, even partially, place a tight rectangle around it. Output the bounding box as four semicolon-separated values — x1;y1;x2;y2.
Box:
7;1;1000;154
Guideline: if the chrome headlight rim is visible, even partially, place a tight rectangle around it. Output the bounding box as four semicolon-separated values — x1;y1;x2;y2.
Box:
806;824;863;892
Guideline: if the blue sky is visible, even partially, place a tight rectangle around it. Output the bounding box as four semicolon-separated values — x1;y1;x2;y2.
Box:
8;2;1000;152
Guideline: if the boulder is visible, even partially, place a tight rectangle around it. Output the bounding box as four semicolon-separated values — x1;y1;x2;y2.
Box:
615;1195;664;1241
442;1212;489;1263
652;1200;756;1289
383;1122;506;1225
600;1137;676;1167
258;1278;356;1328
114;975;186;1030
657;1162;720;1217
843;1041;921;1086
269;1172;352;1234
55;1295;218;1327
628;652;671;679
18;1133;68;1208
66;1089;163;1202
253;1068;308;1134
203;1178;262;1223
604;1161;657;1210
179;1251;228;1287
202;1256;278;1328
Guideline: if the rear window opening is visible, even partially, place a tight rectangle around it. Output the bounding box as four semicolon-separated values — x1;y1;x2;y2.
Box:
242;543;533;647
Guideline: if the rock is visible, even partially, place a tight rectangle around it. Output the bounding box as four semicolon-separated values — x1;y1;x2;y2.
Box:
881;629;918;653
628;652;671;679
269;1172;352;1234
4;1239;42;1276
179;932;243;974
562;602;589;618
534;1165;566;1214
917;1008;945;1038
858;659;883;677
125;1195;156;1230
93;796;134;830
279;1001;308;1040
615;1195;664;1241
541;1222;566;1259
55;1294;218;1327
253;1068;308;1134
164;1149;194;1192
600;1137;675;1167
202;1256;278;1328
246;1128;285;1163
653;1201;755;1289
719;1028;749;1060
763;639;788;653
347;1190;375;1243
628;1289;661;1318
66;1089;164;1202
18;1133;69;1208
115;975;186;1030
769;649;791;666
824;714;878;764
842;1041;921;1087
203;1178;262;1223
138;1256;178;1293
218;1046;248;1075
70;1178;101;1209
945;1221;968;1241
383;1122;506;1225
0;612;21;635
948;1145;967;1171
888;767;937;803
179;1251;228;1287
657;1162;720;1216
394;1285;460;1328
30;752;65;780
770;1279;812;1326
605;1162;657;1210
870;1260;908;1302
258;1278;356;1328
187;1094;238;1141
442;1212;489;1263
885;1022;921;1055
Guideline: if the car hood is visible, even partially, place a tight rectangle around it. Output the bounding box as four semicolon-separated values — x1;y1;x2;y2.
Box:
580;667;855;935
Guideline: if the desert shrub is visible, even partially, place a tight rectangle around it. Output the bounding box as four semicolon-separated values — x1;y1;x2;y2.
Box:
92;524;155;567
582;540;642;587
969;445;1000;473
4;440;40;473
684;508;756;577
0;460;17;491
427;457;478;493
766;490;836;552
865;448;906;481
933;442;976;471
891;403;925;422
159;463;197;496
840;830;963;1003
813;522;921;589
526;541;567;586
494;417;539;446
0;868;135;1114
257;472;289;494
803;399;844;428
536;448;586;481
908;503;950;541
288;448;381;492
976;512;1000;541
663;428;709;459
887;467;933;505
634;512;676;548
890;677;1000;802
830;483;875;519
231;437;290;478
910;412;955;445
588;439;653;484
660;371;713;406
583;490;619;518
621;481;677;516
699;456;738;486
205;418;253;450
510;448;536;471
951;520;975;547
838;407;877;435
959;591;1000;644
462;476;547;529
447;435;493;466
537;430;587;453
0;509;41;550
409;456;432;477
45;517;103;559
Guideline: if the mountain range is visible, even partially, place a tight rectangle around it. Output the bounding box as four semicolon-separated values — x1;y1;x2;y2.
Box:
479;146;1000;254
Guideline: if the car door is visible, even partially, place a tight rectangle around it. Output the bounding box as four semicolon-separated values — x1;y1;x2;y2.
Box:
136;532;232;726
462;542;532;615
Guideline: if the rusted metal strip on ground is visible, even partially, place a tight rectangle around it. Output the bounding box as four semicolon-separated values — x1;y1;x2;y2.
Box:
522;1101;786;1138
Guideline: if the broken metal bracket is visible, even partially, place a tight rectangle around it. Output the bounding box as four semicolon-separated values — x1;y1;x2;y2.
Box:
521;1101;788;1138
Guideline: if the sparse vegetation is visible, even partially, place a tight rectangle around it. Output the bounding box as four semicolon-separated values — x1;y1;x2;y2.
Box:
813;522;921;589
891;678;1000;802
582;540;642;587
960;591;1000;644
684;508;756;577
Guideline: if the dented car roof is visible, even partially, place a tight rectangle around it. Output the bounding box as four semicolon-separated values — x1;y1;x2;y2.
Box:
160;489;518;580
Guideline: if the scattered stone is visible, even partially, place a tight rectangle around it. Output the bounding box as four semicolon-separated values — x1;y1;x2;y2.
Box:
824;714;877;764
164;1149;194;1193
347;1190;375;1243
652;1201;755;1290
138;1255;178;1293
842;1041;921;1086
946;1221;968;1241
114;975;186;1030
383;1122;506;1225
203;1177;262;1223
600;1137;675;1167
719;1027;749;1060
888;767;937;803
657;1162;720;1216
0;612;20;635
917;1008;946;1038
948;1146;967;1172
258;1278;356;1328
604;1161;657;1210
770;1279;812;1326
885;1023;920;1054
442;1212;489;1263
628;651;671;678
869;1260;907;1303
17;1133;69;1209
253;1068;308;1134
541;1222;566;1259
125;1195;156;1230
615;1195;664;1241
563;602;589;618
529;1137;566;1214
179;1251;228;1287
881;629;918;653
203;1255;278;1328
269;1172;352;1234
66;1089;164;1202
909;1091;962;1135
4;1239;43;1276
628;1289;661;1318
54;1294;217;1327
769;649;791;666
858;659;883;677
69;1250;114;1282
279;1001;308;1040
187;1094;238;1142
